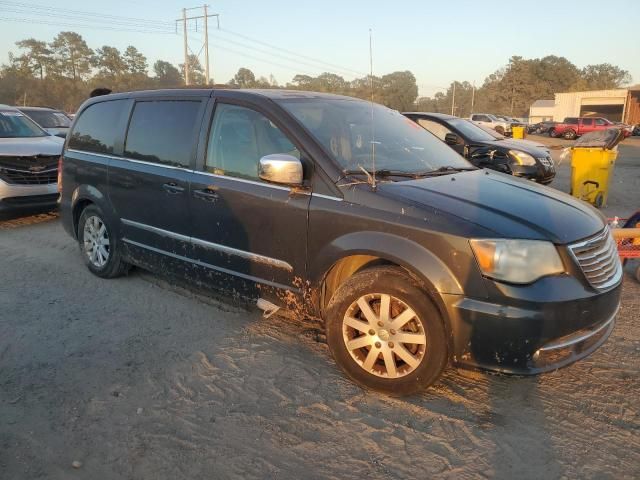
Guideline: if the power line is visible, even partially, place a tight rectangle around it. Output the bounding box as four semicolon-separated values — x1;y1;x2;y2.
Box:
207;32;361;79
0;16;177;34
0;0;174;27
189;32;318;78
0;9;175;31
217;27;368;77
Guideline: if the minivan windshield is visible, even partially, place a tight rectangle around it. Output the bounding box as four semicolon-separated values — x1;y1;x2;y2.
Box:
0;111;48;138
279;98;472;174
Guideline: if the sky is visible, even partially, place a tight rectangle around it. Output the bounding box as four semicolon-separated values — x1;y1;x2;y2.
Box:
0;0;638;97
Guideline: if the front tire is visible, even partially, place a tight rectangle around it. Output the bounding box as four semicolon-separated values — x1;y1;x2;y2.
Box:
325;266;448;395
78;204;130;278
494;126;504;135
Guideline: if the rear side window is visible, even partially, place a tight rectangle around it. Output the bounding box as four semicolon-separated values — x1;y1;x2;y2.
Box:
565;118;578;125
125;100;201;168
582;118;593;126
69;100;127;154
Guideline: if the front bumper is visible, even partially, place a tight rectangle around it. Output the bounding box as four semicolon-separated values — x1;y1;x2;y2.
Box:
0;180;59;212
442;280;622;375
511;159;555;183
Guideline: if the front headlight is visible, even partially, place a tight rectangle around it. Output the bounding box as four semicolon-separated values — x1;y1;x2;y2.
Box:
470;239;564;284
509;150;537;166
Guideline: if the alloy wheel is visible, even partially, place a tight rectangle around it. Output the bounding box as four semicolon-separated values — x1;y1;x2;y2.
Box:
83;215;110;268
342;293;427;379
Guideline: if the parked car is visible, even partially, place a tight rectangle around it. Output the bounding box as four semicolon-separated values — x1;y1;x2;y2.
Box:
550;117;629;140
17;106;72;138
494;115;526;127
403;112;555;184
469;113;513;135
60;89;622;395
0;105;63;213
527;121;557;135
611;121;635;136
475;123;550;150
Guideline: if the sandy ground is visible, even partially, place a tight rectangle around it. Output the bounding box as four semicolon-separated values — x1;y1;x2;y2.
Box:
1;137;639;479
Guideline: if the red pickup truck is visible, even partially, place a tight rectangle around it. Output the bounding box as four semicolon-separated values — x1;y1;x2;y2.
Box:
550;117;627;140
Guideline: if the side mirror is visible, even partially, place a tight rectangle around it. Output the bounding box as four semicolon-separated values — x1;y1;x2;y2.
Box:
444;133;460;145
259;154;303;186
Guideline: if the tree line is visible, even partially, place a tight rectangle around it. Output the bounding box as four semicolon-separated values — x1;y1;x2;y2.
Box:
0;31;420;112
0;31;632;116
417;55;631;118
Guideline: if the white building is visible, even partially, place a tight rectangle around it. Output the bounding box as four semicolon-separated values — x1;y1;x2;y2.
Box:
528;87;640;124
529;100;555;123
554;89;629;122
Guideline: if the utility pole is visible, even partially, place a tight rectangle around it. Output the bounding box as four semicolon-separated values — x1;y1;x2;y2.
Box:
470;82;476;115
510;86;515;116
204;4;210;84
182;8;189;85
451;82;456;116
176;6;220;86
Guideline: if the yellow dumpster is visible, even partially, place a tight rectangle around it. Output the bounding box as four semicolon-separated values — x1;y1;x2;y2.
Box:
512;126;525;139
570;148;617;208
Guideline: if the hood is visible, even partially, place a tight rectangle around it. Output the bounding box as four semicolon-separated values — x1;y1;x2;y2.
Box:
493;138;550;156
378;170;604;244
0;135;64;157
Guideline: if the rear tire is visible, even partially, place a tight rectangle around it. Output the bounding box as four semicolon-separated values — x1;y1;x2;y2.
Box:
325;266;448;395
78;204;130;278
564;129;577;140
494;126;504;135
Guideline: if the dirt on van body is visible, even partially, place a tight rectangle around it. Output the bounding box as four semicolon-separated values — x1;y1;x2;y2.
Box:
1;138;640;479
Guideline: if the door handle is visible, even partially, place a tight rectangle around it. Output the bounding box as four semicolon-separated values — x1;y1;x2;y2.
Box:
162;182;185;195
193;188;219;202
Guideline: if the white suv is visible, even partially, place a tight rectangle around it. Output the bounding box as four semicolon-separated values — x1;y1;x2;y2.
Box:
0;105;63;214
470;113;512;135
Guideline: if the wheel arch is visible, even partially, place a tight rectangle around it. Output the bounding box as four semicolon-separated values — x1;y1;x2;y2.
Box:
70;185;114;239
308;231;463;336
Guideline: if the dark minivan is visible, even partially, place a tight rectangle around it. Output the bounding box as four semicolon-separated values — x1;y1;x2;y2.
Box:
60;89;622;395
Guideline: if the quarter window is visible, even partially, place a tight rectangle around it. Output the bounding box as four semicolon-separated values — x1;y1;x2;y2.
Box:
125;100;202;168
205;103;299;180
68;100;127;154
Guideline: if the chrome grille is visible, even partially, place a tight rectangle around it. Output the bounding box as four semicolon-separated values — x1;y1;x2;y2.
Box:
0;167;57;185
569;229;622;291
0;155;58;185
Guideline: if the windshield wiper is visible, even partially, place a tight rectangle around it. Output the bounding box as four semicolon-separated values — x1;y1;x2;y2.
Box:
414;166;477;177
343;168;423;178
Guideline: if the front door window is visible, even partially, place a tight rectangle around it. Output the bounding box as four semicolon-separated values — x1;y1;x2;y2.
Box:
205;103;299;180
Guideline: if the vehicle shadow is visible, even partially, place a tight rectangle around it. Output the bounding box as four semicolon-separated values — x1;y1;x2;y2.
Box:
0;208;58;227
401;366;564;479
481;373;562;478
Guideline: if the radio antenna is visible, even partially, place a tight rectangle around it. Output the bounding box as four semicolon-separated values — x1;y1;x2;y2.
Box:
369;28;377;190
